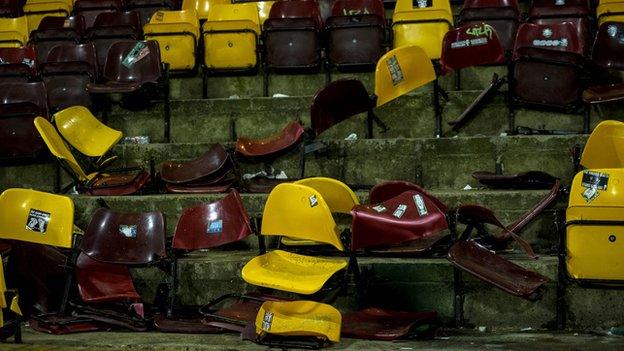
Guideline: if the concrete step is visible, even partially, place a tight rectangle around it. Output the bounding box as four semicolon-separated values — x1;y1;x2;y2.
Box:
8;330;624;350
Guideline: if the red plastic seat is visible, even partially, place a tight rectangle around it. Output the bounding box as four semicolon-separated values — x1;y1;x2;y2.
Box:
31;16;86;64
0;82;49;165
87;11;142;70
0;0;23;17
0;46;36;82
263;0;323;71
325;0;386;70
40;43;97;111
439;23;505;75
527;0;590;54
368;180;448;212
235;121;305;159
76;253;141;303
341;308;438;340
583;22;624;105
74;0;124;29
458;0;520;51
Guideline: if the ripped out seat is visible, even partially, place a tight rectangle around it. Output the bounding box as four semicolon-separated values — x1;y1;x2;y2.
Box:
160;143;235;193
341;308;438;340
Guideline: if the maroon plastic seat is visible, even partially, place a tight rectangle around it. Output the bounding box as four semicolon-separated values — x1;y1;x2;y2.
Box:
0;46;36;82
439;23;505;75
0;0;22;17
74;0;123;29
325;0;386;70
40;43;97;111
30;16;86;64
341;308;438;340
160;144;231;184
458;0;520;51
171;190;253;251
76;253;141;303
81;171;152;196
351;190;449;251
235;121;305;159
264;0;323;71
511;22;585;110
0;82;49;165
87;40;163;94
448;240;548;299
86;11;142;70
368;180;448;212
125;0;177;26
583;22;624;105
527;0;590;54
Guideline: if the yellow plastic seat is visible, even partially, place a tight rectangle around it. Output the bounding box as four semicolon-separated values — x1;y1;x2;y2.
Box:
566;168;624;281
0;16;29;48
580;120;624;169
256;1;274;26
597;2;624;26
255;300;341;343
53;106;122;160
374;45;437;107
242;250;348;294
143;9;200;71
23;0;72;34
202;3;260;71
182;0;229;21
392;0;453;59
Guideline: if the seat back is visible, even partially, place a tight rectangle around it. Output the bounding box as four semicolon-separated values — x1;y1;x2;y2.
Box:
143;9;200;71
0;188;74;248
89;11;143;69
202;3;260;70
81;207;166;265
331;0;385;19
0;16;29;47
261;183;345;251
101;40;162;85
440;23;505;74
267;0;322;27
513;22;583;58
53;105;122;157
0;46;36;82
374;45;436;107
125;0;177;26
0;0;23;17
458;0;520;51
23;0;72;34
30;15;86;63
74;0;123;29
310;79;374;136
182;0;229;20
591;21;624;71
580;120;624;169
392;0;453;59
172;190;253;251
597;1;624;26
256;1;274;25
34;116;90;180
527;0;590;52
294;177;360;214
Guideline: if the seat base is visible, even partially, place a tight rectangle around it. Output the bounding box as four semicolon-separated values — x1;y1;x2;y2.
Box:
342;308;438;341
583;83;624;104
84;171;150;196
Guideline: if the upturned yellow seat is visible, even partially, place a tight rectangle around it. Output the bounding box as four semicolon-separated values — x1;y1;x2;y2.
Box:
580;120;624;169
0;16;29;48
182;0;229;20
392;0;453;59
255;300;341;343
374;45;437;107
597;1;624;26
144;9;200;71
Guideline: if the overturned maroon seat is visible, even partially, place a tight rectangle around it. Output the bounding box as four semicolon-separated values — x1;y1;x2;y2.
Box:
458;0;520;52
351;190;449;252
0;0;22;17
86;11;142;70
235;121;305;159
527;0;590;54
0;46;36;82
368;180;448;212
76;253;141;303
40;43;97;111
583;22;624;105
125;0;177;26
74;0;123;29
264;0;323;71
341;308;438;340
511;22;585;110
439;23;505;75
0;82;49;165
325;0;386;70
472;171;558;189
448;240;548;299
82;171;152;196
30;15;86;64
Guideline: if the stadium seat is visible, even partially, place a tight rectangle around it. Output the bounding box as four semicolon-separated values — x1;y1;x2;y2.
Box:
509;22;586;132
256;1;273;25
0;82;49;165
86;11;142;70
0;0;23;18
0;46;36;82
74;0;123;29
341;308;438;340
182;0;229;20
527;0;591;54
34;117;151;195
458;0;520;52
579;120;624;169
40;43;97;111
23;0;72;34
144;9;199;72
0;16;29;47
597;0;624;26
235;120;306;159
325;0;387;70
125;0;178;26
30;15;86;64
391;0;453;60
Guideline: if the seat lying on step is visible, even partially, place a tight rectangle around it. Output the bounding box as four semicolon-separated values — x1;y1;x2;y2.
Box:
341;308;438;340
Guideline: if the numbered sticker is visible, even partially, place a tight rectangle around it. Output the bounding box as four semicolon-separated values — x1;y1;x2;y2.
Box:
121;42;150;69
261;311;274;331
386;56;405;86
309;195;318;208
581;170;609;190
119;225;138;238
207;219;223;234
26;209;50;233
393;204;407;218
372;205;387;213
413;194;428;216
